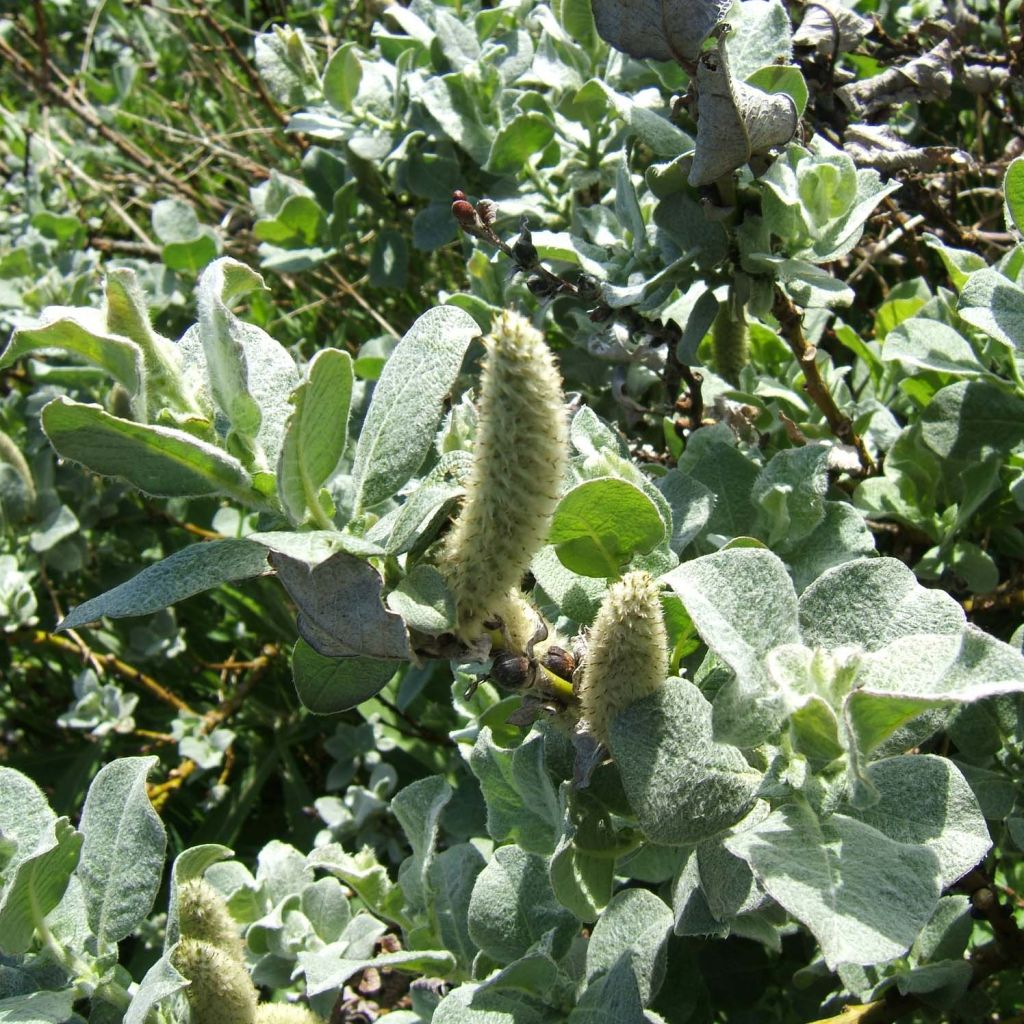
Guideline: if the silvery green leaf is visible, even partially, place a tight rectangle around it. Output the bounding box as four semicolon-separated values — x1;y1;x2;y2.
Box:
0;768;56;876
470;727;562;855
920;381;1024;469
671;849;727;937
591;0;730;63
611;682;762;845
419;75;493;164
0;991;76;1023
569;962;645;1024
351;305;480;511
655;471;714;554
752;445;829;547
662;548;799;694
427;844;486;971
393;776;451;915
678;438;759;540
725;802;941;968
277;348;354;525
584;888;672;1005
59;539;270;630
784;502;875;594
798;557;964;650
271;549;410;660
468;845;577;965
688;44;797;188
41;397;257;501
722;0;793;81
0;818;82;955
432;980;558;1023
882;319;986;377
78;756;166;946
844;756;989;888
194;257;299;471
123;954;188;1024
300;946;455;997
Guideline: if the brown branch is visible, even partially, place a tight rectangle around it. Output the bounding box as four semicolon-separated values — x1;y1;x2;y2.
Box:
20;629;193;711
772;288;876;475
0;32;223;216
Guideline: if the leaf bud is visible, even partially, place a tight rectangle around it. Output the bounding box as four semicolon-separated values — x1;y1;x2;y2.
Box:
577;571;668;748
512;220;539;268
540;645;576;682
451;189;483;232
172;938;257;1024
527;274;558;297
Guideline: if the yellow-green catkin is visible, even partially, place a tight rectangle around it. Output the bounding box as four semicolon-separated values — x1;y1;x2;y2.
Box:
255;1004;323;1024
577;571;669;748
172;938;257;1024
442;310;568;644
711;303;749;385
177;877;245;963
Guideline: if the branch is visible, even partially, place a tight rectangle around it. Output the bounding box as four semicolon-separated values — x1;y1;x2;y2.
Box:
772;288;876;475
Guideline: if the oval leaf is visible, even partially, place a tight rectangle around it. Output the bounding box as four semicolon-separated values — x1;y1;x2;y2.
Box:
291;639;397;714
549;477;665;578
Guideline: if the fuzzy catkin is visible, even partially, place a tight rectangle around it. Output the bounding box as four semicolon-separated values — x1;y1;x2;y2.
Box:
577;571;669;747
255;1004;323;1024
711;303;749;385
177;877;246;964
442;310;568;643
172;938;257;1024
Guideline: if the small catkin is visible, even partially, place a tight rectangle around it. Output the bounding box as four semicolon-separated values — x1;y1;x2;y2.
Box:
442;310;568;643
711;303;749;385
577;571;669;748
255;1004;323;1024
172;938;257;1024
177;877;246;964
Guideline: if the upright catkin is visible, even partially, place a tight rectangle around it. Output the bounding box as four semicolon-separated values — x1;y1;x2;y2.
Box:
711;303;749;384
172;938;258;1024
176;877;245;963
577;571;669;747
442;310;568;644
255;1004;323;1024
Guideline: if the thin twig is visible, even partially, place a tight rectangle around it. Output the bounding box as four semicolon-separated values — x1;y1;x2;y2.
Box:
773;288;876;475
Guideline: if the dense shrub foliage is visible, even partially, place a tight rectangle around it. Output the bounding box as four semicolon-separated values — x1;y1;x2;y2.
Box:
3;0;1024;1021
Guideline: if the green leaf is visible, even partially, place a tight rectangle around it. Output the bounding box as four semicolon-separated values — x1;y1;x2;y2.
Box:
845;756;989;888
681;438;759;540
746;64;808;117
549;478;665;578
162;234;218;274
323;42;362;111
486;112;555;174
531;545;608;625
41;396;256;500
725;802;941;968
549;789;617;922
271;549;410;659
785;502;876;594
469;727;562;855
420;73;493;164
78;756;166;946
1005;157;1024;234
468;845;577;965
59;539;270;629
611;681;762;845
351;305;480;511
386;565;456;635
655;470;714;554
368;229;409;289
921;381;1024;468
2;314;142;396
31;211;86;246
0;819;82;955
291;640;397;714
278;348;354;525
